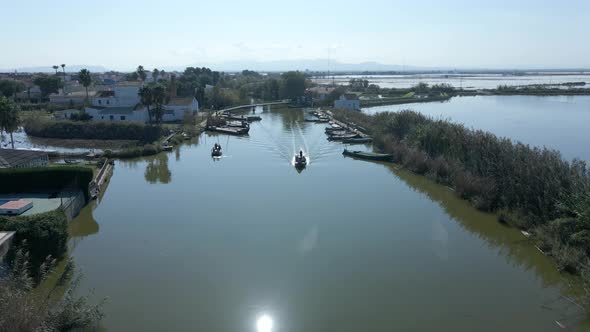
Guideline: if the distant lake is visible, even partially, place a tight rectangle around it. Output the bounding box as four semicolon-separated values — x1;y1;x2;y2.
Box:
362;95;590;161
313;74;590;90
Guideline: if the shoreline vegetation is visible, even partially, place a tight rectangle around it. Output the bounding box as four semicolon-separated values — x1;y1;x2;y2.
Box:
333;108;590;299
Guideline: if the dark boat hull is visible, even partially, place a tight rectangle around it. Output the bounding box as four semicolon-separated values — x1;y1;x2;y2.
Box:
206;126;249;135
328;134;360;141
342;149;392;161
342;137;373;144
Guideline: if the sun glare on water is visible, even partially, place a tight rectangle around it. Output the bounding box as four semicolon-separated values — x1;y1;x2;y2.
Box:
256;314;274;332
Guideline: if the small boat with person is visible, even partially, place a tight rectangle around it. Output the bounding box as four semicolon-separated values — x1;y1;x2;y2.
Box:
211;143;222;157
342;148;393;162
294;150;307;169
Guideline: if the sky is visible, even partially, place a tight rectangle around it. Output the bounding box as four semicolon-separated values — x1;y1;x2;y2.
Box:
2;0;590;71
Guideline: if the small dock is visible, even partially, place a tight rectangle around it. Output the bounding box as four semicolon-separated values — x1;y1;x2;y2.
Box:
90;159;114;200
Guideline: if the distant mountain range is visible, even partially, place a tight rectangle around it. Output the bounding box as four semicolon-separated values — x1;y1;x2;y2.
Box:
1;65;109;73
185;59;430;72
2;60;588;74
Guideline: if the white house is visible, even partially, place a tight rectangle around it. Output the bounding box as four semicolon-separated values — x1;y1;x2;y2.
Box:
84;81;198;123
334;94;360;110
85;106;149;122
92;81;142;108
163;97;200;122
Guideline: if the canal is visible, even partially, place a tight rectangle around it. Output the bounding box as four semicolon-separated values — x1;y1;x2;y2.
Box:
69;103;588;331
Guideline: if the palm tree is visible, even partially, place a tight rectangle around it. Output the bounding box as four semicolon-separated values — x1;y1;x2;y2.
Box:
153;68;160;82
152;84;167;123
61;64;66;94
78;69;92;102
52;65;59;75
138;85;154;122
0;96;20;149
137;65;146;82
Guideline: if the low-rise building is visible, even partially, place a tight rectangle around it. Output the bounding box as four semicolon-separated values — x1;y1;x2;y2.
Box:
163;97;199;122
307;86;335;102
49;91;97;105
92;81;142;107
85;106;149;122
334;94;360;110
53;109;80;120
0;149;49;168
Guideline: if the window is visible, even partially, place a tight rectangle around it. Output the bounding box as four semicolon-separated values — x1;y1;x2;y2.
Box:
107;100;110;105
98;100;102;105
101;116;104;119
109;115;114;120
120;116;126;120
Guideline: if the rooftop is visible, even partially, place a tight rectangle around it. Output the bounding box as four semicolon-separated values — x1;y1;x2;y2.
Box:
167;97;194;106
96;90;115;98
308;86;335;94
0;149;48;168
116;81;143;87
0;199;32;210
342;93;359;100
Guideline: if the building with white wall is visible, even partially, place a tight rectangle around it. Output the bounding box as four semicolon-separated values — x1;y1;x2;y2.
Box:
92;81;142;108
334;94;360;111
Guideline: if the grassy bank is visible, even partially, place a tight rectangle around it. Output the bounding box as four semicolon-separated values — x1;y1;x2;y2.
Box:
360;95;451;107
333;108;590;283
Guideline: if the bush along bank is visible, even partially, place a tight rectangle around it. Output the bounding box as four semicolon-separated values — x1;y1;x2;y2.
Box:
333;108;590;282
24;118;163;143
0;210;68;280
103;143;162;159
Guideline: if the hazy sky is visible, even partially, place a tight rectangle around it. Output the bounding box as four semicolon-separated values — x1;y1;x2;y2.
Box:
3;0;589;70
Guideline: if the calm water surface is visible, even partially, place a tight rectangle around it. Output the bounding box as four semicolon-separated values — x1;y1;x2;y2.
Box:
363;95;590;161
69;105;588;331
313;74;590;90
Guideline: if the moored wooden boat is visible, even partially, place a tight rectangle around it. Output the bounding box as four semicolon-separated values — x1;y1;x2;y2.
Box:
226;120;250;128
64;159;81;165
342;149;392;161
247;115;262;121
342;137;373;144
162;145;173;151
206;126;249;136
328;133;360;141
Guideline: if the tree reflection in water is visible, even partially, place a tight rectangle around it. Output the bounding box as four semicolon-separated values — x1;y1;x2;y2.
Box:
144;153;172;184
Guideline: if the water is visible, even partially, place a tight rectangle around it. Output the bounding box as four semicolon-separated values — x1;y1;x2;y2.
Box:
362;95;590;162
2;128;98;153
313;74;590;90
68;105;588;331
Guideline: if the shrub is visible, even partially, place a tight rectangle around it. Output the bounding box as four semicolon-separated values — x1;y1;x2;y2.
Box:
0;211;68;278
24;119;163;143
0;249;105;331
